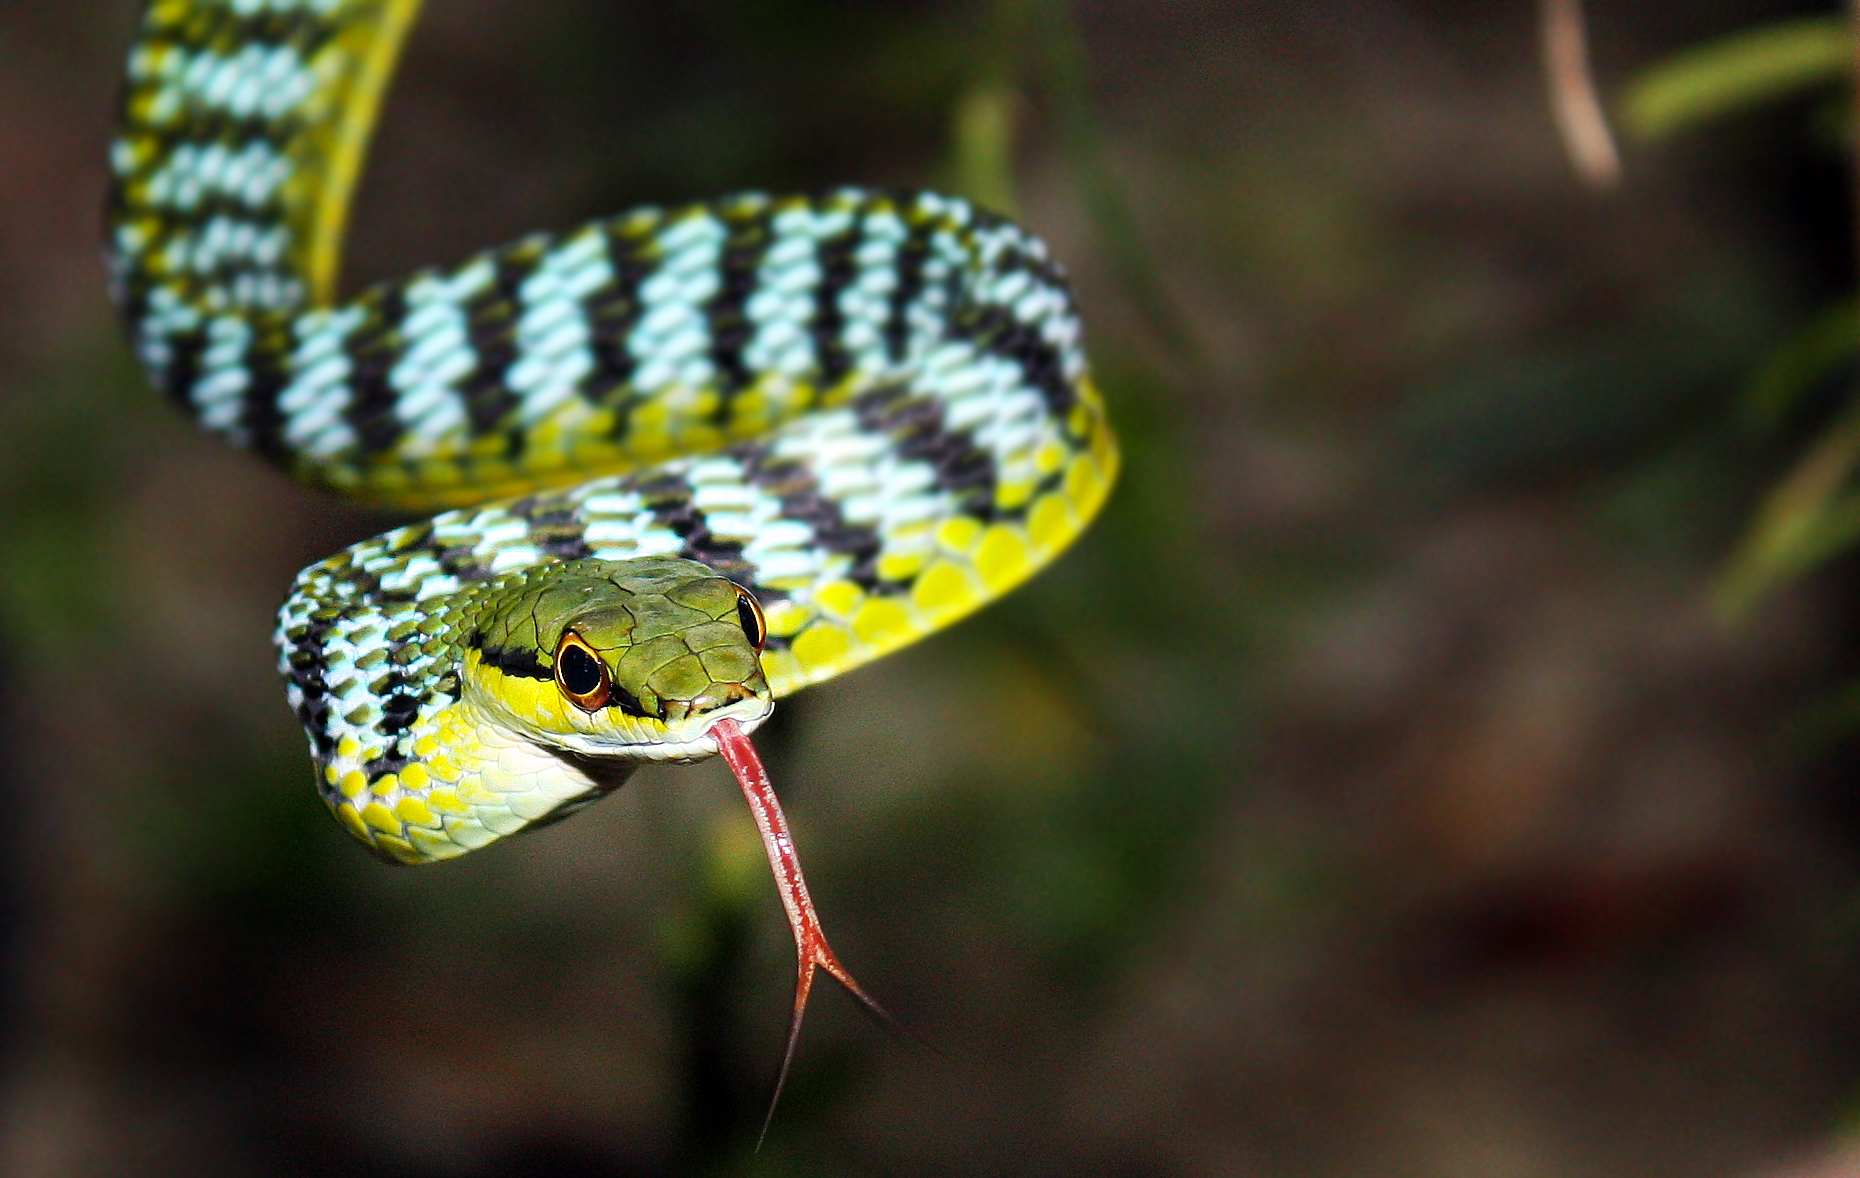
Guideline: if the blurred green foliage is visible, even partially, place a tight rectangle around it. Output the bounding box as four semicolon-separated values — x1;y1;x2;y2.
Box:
1619;9;1860;622
1622;15;1847;140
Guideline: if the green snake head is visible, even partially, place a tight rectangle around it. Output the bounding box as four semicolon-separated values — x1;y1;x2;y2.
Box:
465;555;773;763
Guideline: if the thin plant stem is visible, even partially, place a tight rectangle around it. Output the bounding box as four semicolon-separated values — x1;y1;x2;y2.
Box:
1539;0;1622;186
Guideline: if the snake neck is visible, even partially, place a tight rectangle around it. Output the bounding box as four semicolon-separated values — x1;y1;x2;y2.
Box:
312;690;643;865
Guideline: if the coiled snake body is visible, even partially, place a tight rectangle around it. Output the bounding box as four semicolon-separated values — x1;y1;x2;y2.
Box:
108;0;1116;1103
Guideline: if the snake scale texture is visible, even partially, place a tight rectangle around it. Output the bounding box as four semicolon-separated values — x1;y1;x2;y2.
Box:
107;0;1118;869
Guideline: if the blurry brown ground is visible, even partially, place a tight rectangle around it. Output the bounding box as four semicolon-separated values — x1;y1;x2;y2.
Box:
1;1;1858;1175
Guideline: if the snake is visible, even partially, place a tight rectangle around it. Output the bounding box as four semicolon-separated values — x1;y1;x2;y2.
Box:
107;0;1117;1117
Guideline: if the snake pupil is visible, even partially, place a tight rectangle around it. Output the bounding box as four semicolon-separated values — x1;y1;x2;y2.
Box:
736;589;767;650
554;635;609;709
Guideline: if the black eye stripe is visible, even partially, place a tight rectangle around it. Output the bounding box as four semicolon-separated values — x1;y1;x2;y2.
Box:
606;682;652;718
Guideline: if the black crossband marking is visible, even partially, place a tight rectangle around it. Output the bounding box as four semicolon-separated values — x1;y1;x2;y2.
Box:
584;222;652;413
809;206;866;390
706;200;776;406
342;285;410;456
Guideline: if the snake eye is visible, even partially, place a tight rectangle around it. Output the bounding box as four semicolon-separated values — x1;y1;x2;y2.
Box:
553;630;612;712
735;586;767;651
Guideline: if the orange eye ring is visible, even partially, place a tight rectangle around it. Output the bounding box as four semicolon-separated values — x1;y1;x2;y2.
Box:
735;586;767;651
553;630;612;712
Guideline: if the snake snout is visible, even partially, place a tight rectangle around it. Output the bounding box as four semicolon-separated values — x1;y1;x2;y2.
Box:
660;682;756;723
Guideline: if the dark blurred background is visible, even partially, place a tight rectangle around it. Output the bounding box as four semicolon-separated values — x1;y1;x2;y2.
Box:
4;1;1860;1174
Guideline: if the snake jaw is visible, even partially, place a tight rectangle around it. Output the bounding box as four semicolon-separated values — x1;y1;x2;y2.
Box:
658;695;776;760
527;693;774;763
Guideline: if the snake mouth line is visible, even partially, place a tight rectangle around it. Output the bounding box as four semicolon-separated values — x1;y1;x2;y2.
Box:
529;695;773;763
658;681;759;724
628;699;775;761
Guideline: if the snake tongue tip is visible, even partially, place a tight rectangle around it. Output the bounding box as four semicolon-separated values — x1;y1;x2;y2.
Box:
713;715;906;1142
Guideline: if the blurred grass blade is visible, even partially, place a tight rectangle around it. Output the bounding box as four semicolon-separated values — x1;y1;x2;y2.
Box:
1623;15;1848;140
1743;297;1860;433
1718;394;1860;621
952;79;1022;217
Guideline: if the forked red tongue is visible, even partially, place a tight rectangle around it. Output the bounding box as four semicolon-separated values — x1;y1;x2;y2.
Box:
710;717;900;1145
